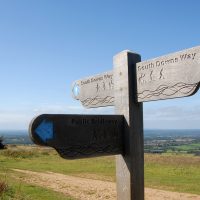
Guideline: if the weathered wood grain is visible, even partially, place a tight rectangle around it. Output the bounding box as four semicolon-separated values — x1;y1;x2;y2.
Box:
114;50;144;200
72;71;114;108
72;45;200;105
137;46;200;102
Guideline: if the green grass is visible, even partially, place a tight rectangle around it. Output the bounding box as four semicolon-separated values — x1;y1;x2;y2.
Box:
0;146;77;200
0;146;115;181
0;145;200;199
0;178;73;200
145;153;200;194
174;142;200;151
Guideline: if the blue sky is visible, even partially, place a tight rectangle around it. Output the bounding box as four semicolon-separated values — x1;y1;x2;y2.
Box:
0;0;200;130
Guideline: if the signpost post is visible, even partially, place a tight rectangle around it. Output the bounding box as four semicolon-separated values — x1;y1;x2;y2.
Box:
113;51;144;200
29;45;200;200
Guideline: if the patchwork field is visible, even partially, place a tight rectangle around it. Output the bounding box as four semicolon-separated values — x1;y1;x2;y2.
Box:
0;145;200;199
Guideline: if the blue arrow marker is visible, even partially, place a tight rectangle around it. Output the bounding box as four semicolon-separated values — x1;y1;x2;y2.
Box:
35;120;53;143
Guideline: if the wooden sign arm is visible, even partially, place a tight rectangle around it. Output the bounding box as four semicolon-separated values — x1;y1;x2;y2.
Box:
137;46;200;102
29;114;124;159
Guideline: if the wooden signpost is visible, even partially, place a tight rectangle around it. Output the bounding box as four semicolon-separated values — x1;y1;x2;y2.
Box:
29;45;200;200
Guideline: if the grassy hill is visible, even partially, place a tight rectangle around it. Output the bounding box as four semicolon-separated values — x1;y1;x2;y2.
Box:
0;145;200;199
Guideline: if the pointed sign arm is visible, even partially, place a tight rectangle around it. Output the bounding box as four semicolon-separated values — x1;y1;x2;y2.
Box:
72;46;200;106
29;114;124;159
136;45;200;102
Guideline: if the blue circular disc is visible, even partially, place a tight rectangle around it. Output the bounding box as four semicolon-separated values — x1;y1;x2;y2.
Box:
72;84;80;97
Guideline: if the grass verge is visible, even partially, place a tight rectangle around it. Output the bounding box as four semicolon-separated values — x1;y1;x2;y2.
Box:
0;145;200;198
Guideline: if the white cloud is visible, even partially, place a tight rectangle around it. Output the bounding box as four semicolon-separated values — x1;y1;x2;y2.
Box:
1;97;200;130
32;104;114;115
0;111;32;130
144;103;200;129
0;104;114;130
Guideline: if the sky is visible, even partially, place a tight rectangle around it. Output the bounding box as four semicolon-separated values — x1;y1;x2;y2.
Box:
0;0;200;130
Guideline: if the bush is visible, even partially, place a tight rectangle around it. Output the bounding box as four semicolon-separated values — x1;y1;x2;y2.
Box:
0;149;37;159
0;180;8;196
0;137;6;150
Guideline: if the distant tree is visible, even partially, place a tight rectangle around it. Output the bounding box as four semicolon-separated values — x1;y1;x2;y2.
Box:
0;136;6;149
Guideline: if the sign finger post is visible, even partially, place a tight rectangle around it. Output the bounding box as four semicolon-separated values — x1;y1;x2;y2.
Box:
29;45;200;200
30;114;124;159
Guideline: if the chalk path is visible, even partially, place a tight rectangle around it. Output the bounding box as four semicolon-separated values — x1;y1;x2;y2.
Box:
13;169;200;200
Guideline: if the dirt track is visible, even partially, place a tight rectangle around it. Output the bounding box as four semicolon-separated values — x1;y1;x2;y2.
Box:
13;169;200;200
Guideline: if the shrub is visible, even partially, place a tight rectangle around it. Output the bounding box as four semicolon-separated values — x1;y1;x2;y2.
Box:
0;149;37;159
0;137;6;150
0;180;8;196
